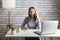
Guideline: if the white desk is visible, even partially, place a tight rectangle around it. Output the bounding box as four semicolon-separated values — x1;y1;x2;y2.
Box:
5;29;40;37
5;29;60;40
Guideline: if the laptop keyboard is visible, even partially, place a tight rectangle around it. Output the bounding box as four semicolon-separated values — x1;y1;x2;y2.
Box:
34;31;41;35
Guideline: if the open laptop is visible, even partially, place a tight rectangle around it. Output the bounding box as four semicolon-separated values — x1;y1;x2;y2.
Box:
34;20;59;35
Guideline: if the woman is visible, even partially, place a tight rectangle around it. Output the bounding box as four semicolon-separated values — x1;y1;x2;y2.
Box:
21;7;40;40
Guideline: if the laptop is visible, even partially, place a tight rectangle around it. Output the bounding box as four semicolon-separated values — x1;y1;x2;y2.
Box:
34;20;59;35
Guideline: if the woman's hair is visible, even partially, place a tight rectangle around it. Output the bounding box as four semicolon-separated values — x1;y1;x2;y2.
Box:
27;7;38;21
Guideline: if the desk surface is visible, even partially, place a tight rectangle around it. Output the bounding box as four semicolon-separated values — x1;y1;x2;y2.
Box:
5;29;40;37
5;29;60;37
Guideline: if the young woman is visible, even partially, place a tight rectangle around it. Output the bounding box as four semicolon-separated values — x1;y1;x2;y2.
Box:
21;7;40;40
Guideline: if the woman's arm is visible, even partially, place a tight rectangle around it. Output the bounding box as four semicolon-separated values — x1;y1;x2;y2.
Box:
36;19;42;31
21;17;28;29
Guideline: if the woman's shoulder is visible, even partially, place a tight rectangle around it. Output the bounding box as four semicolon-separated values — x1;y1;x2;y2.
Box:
25;17;28;19
24;17;28;20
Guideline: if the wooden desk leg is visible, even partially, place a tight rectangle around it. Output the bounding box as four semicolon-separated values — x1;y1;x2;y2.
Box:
2;36;6;40
14;37;16;40
12;37;16;40
13;37;16;40
49;37;53;40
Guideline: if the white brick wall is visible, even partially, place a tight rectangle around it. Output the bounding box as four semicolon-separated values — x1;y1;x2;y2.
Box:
15;0;60;27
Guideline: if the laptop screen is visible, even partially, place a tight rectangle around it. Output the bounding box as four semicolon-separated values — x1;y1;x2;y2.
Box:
41;20;59;35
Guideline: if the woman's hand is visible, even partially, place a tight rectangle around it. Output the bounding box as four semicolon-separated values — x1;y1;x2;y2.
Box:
24;26;29;30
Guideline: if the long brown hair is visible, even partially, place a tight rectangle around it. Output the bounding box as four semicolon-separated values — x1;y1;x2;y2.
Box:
27;7;38;21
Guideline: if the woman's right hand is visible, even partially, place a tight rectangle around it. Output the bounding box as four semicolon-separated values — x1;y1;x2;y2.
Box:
24;26;29;30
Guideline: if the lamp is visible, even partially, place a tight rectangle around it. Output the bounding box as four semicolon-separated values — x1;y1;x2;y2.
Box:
2;0;15;29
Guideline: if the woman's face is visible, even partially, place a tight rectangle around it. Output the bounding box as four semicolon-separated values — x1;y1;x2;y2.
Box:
30;9;36;17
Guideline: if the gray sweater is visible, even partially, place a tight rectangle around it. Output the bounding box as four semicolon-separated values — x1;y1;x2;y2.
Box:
21;17;39;29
